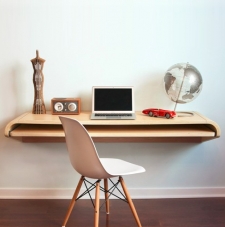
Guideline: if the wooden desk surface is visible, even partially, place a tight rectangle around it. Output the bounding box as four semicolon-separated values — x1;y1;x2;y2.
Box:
4;111;221;143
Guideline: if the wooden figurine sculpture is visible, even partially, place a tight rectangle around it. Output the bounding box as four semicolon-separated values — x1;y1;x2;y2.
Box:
31;50;46;114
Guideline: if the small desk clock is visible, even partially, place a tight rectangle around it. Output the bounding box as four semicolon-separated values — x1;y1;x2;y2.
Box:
31;50;46;114
51;98;81;115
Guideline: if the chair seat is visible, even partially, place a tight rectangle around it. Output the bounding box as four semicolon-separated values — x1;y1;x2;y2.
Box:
100;158;145;177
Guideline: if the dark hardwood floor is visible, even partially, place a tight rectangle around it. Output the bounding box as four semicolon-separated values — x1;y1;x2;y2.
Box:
1;198;225;227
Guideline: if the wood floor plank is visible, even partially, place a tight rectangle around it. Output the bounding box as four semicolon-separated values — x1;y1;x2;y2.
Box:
0;198;225;227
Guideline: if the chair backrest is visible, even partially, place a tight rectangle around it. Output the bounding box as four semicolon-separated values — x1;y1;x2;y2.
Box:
59;116;112;179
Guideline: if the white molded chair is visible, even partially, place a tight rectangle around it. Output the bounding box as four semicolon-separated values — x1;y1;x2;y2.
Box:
59;116;146;227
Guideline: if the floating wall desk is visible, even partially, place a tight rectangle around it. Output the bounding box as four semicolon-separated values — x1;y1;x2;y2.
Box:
4;111;220;143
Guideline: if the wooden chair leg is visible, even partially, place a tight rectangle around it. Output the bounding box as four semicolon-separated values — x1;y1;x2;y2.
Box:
119;176;142;227
94;181;100;227
62;176;84;227
104;178;110;214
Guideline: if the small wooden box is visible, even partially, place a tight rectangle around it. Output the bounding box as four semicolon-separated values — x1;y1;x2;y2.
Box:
51;98;81;115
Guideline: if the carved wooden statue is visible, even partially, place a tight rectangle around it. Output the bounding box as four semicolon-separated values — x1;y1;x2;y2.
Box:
31;50;46;114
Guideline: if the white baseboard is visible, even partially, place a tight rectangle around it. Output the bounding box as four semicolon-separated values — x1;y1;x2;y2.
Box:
0;187;225;199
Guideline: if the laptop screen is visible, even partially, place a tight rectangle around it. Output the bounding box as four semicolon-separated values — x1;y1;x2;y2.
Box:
92;86;134;113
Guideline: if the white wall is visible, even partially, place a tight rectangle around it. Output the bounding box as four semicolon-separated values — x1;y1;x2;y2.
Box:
0;0;225;198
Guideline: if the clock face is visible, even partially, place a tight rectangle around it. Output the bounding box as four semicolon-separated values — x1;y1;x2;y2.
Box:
68;103;77;111
54;102;63;112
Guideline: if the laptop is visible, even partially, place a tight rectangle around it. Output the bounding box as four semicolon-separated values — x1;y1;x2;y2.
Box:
91;86;136;120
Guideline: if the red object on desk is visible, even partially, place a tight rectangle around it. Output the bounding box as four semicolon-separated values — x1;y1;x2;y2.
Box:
142;108;176;119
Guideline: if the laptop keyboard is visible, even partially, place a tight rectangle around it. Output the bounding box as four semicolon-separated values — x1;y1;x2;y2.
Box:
95;114;132;117
91;113;135;120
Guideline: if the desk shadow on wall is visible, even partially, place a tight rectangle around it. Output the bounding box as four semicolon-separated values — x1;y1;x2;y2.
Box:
96;142;203;187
